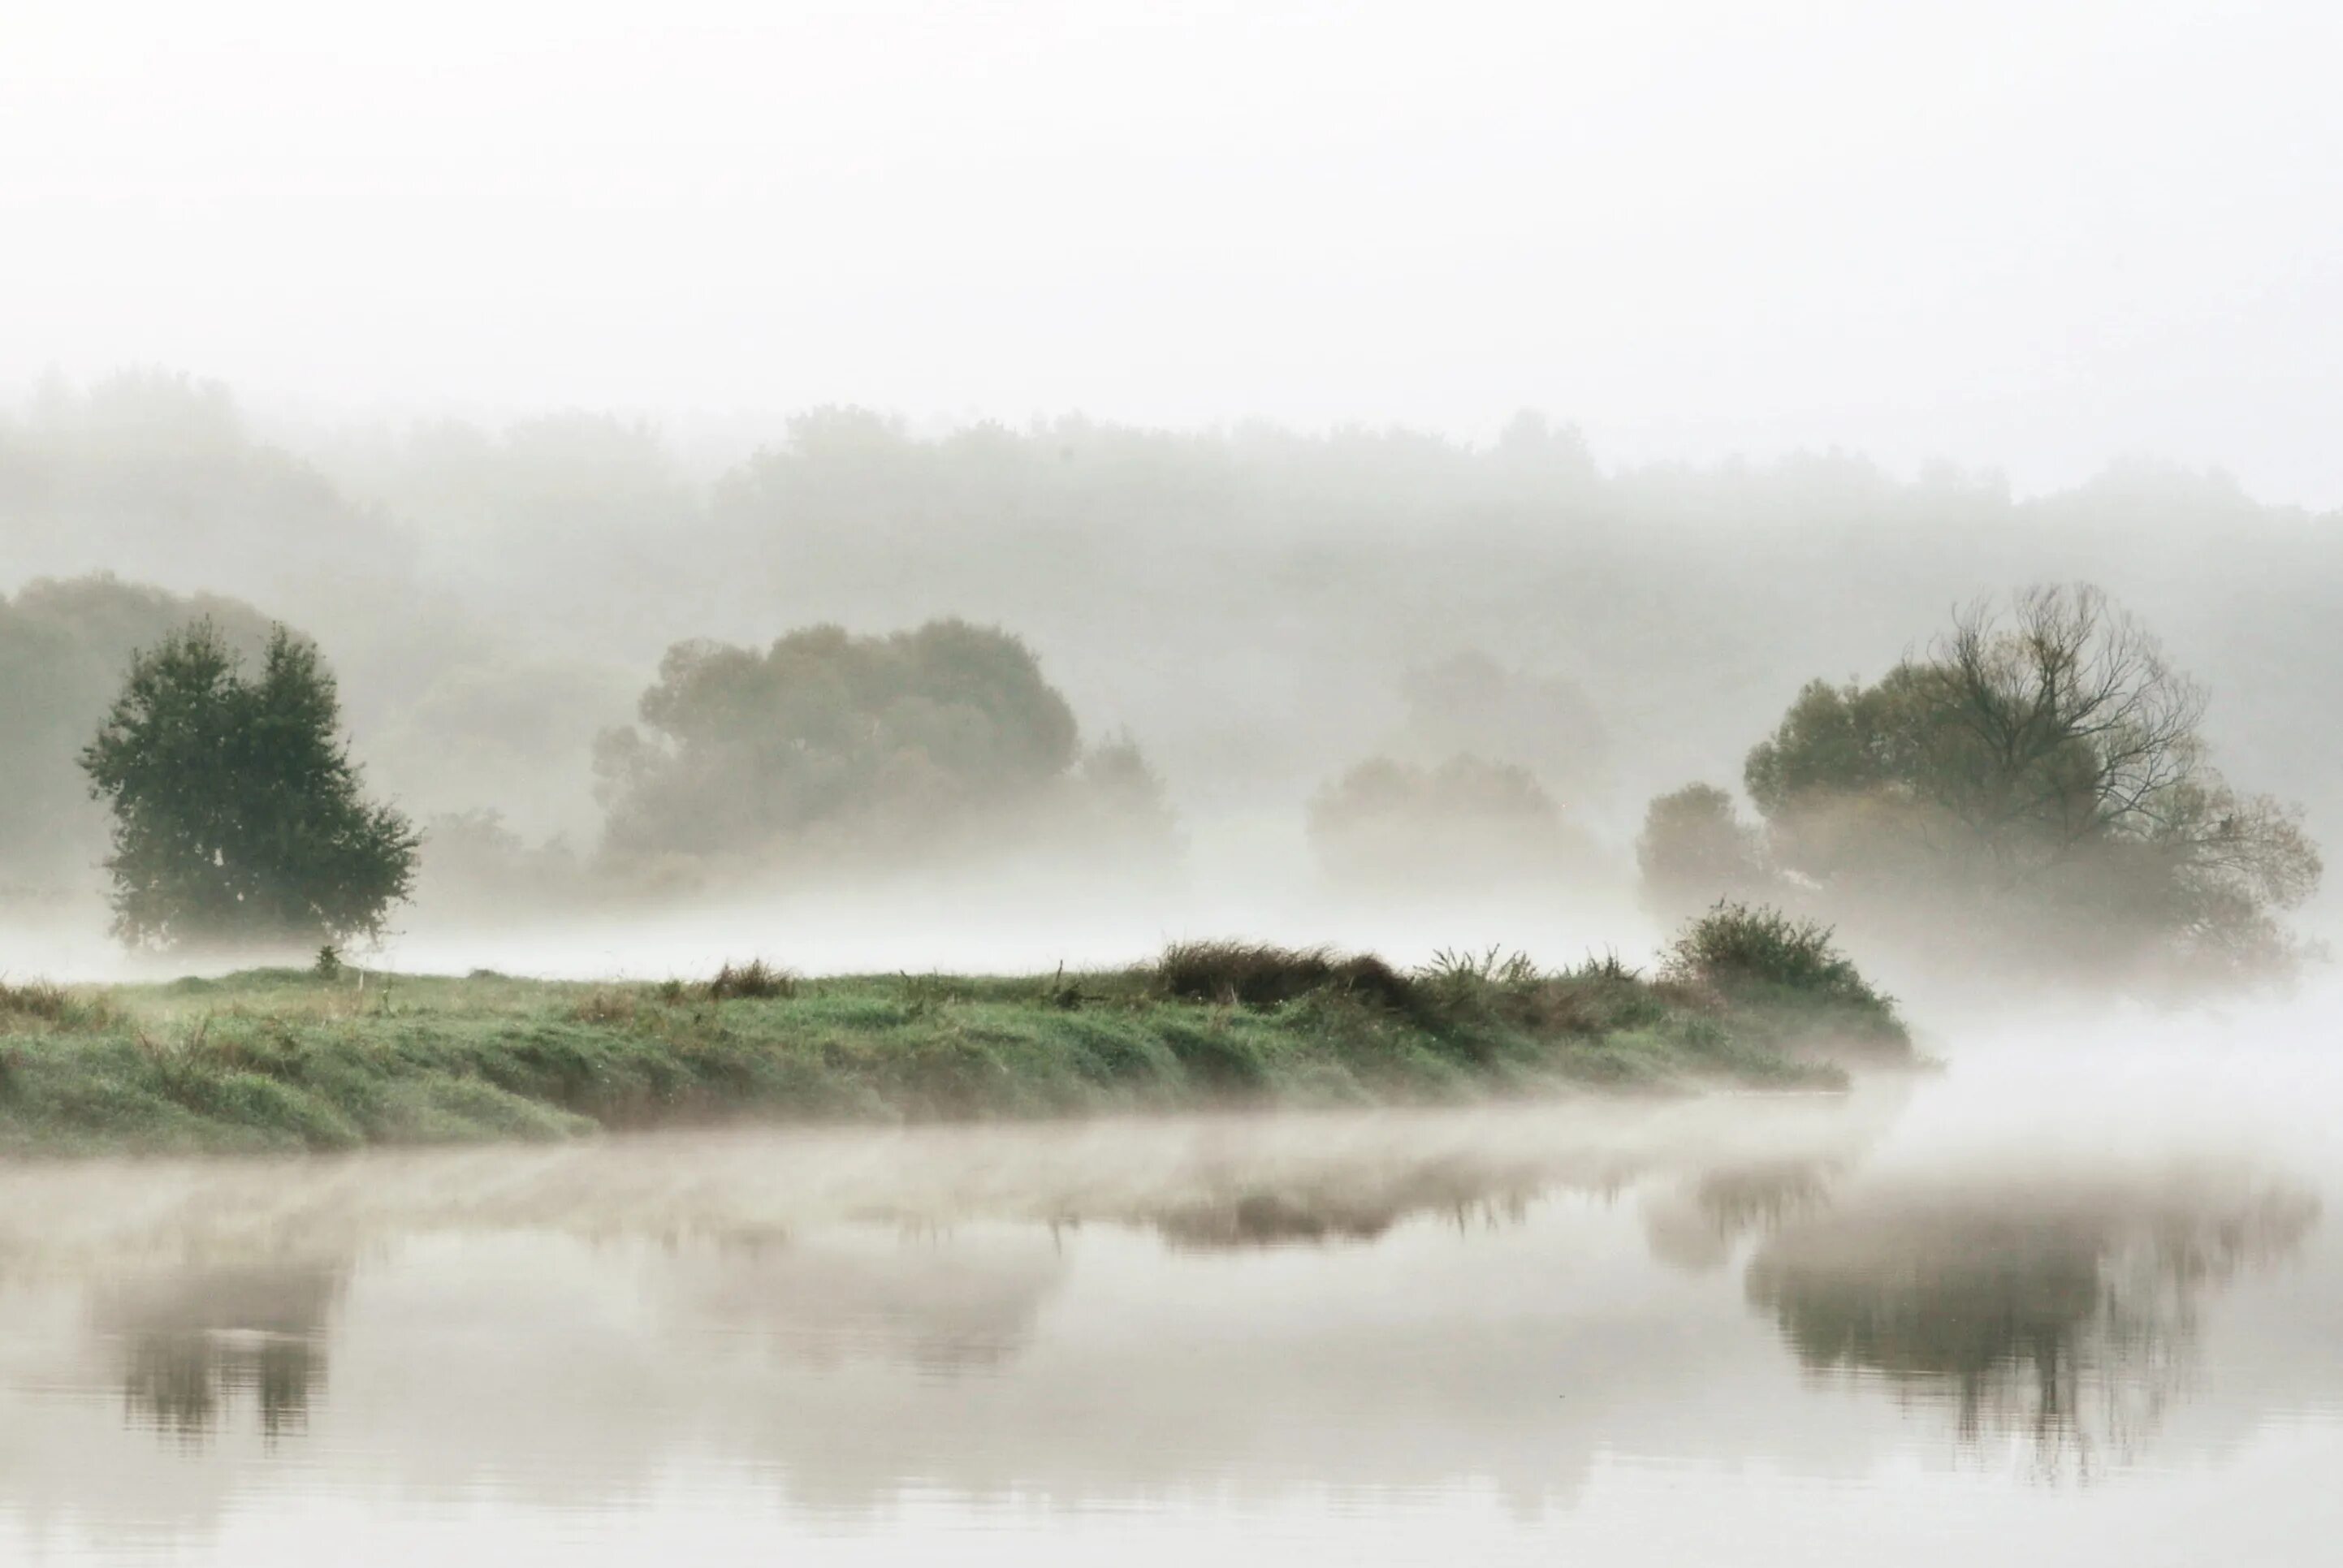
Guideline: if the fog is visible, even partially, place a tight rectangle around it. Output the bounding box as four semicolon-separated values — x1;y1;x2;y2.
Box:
0;994;2336;1558
8;2;2343;505
4;372;2339;994
11;9;2343;1563
4;2;2342;1000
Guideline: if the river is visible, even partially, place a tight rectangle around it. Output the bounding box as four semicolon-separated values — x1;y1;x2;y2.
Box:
1;984;2337;1564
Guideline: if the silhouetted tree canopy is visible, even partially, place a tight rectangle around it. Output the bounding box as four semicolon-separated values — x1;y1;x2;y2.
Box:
1636;783;1767;906
80;620;419;949
1306;754;1595;890
1394;651;1610;801
1652;585;2321;981
0;575;276;891
594;619;1169;870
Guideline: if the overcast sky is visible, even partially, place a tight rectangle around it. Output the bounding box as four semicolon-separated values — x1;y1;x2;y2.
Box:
4;0;2338;503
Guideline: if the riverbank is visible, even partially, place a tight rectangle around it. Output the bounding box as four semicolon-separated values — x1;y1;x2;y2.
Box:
0;932;1911;1156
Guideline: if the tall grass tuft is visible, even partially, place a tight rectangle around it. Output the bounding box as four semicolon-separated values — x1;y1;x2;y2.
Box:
1155;941;1419;1012
0;979;120;1032
707;960;798;1001
1660;901;1906;1052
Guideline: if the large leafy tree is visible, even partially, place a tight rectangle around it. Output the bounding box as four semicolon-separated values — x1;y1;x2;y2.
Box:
0;575;275;891
1716;585;2319;977
594;619;1121;864
80;620;419;949
1306;753;1597;890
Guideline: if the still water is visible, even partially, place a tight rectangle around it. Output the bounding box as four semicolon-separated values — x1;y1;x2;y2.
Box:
1;992;2338;1565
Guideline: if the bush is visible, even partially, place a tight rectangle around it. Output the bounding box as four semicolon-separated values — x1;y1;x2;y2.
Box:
0;979;119;1032
1155;941;1418;1012
1661;903;1906;1054
1662;903;1876;1002
706;960;797;1001
0;980;73;1023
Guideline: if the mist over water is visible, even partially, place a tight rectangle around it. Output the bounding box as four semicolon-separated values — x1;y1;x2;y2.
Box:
6;3;2343;1561
0;988;2337;1564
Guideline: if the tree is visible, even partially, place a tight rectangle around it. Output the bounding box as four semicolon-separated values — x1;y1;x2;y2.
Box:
1393;652;1610;801
1636;783;1768;908
1731;584;2319;978
593;619;1168;870
0;575;275;891
1306;753;1596;890
80;620;419;950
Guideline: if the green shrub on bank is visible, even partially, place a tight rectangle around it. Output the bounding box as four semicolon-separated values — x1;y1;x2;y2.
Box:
1661;902;1907;1055
1154;941;1419;1013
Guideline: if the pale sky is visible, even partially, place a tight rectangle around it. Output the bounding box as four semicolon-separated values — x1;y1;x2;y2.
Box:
4;0;2339;503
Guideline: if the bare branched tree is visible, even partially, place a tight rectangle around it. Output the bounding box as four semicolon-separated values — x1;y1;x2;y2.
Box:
1725;582;2319;981
1924;585;2207;866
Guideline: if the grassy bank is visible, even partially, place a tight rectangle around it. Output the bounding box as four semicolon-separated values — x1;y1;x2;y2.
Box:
0;918;1910;1157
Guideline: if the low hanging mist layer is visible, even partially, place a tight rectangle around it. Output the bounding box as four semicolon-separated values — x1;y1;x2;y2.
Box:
1;372;2335;994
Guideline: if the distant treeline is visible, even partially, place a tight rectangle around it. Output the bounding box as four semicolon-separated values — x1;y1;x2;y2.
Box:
3;371;2337;982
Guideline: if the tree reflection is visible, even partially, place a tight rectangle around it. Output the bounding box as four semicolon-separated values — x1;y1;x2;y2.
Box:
1744;1170;2318;1471
1148;1170;1545;1251
96;1263;340;1441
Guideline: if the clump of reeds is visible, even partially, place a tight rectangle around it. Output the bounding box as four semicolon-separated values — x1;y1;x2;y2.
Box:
1661;903;1886;1006
706;960;798;1001
568;988;642;1025
0;978;120;1032
1155;941;1418;1011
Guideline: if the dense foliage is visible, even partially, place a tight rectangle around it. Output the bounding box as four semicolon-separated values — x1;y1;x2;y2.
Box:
0;575;275;889
1636;783;1767;905
1644;586;2322;983
594;619;1171;870
80;620;420;949
1660;902;1908;1055
1306;754;1593;890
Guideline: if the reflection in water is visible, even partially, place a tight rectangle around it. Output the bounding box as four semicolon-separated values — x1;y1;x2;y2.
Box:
0;1078;2330;1562
1150;1174;1542;1250
669;1230;1066;1373
1641;1158;1848;1272
97;1264;340;1441
1745;1171;2320;1468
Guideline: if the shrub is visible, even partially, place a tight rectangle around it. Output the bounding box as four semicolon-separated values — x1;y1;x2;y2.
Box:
568;988;641;1025
1155;941;1418;1012
0;980;72;1022
706;960;797;1000
0;979;119;1032
1661;902;1906;1054
1662;903;1874;1000
1418;947;1540;989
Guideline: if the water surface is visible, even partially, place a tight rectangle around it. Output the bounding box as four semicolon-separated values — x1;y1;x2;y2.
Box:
2;992;2337;1565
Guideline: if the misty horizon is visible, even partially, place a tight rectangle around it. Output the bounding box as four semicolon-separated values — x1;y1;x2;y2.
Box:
7;2;2342;507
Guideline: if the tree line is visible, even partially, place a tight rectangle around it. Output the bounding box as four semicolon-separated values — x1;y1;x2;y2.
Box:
13;571;2326;989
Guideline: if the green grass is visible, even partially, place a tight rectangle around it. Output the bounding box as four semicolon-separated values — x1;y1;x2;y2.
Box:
0;944;1904;1157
